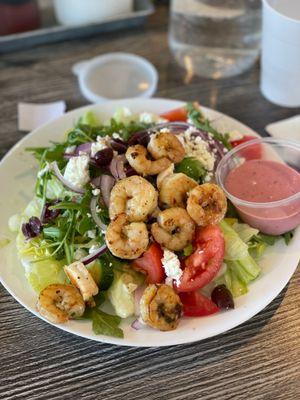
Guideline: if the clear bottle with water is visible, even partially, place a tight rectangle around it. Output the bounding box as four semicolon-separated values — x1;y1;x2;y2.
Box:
169;0;261;79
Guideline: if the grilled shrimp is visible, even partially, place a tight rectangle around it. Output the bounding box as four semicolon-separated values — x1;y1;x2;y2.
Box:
126;145;171;176
64;262;98;302
148;131;185;163
36;284;85;324
159;173;197;208
106;213;149;259
156;163;174;191
140;284;182;331
109;175;158;222
187;183;227;226
151;207;195;251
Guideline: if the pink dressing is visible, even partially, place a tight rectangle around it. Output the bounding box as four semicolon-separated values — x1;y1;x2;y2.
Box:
225;160;300;235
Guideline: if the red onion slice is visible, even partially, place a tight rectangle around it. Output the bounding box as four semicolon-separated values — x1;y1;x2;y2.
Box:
75;142;92;155
116;155;127;180
109;156;119;180
131;318;145;331
134;285;146;317
90;195;107;232
100;175;115;207
81;244;107;265
51;161;85;194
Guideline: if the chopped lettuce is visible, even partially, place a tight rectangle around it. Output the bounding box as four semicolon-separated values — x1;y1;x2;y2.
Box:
79;111;99;127
232;222;259;244
108;270;143;318
24;258;66;293
219;220;261;297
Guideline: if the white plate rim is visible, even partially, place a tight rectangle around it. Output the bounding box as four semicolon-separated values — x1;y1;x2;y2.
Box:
0;97;299;347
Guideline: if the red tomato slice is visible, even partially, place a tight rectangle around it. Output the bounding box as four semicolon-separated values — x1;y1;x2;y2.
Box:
230;135;262;160
132;242;165;284
160;106;188;122
176;225;225;293
179;291;220;317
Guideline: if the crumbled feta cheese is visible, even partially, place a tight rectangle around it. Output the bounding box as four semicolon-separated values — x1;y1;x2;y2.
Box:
90;136;110;157
159;127;170;133
139;112;155;124
65;145;76;154
177;128;216;171
89;244;99;254
92;188;100;196
162;249;183;286
64;154;90;189
112;132;122;140
74;248;86;261
87;230;96;239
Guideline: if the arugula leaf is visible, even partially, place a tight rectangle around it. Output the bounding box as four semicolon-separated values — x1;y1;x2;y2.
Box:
27;143;66;163
91;309;123;338
187;102;232;149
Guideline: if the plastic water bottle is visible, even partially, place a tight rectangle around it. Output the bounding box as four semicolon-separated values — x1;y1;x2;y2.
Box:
169;0;261;79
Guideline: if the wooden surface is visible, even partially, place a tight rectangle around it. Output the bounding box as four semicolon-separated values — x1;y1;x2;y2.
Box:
0;6;299;400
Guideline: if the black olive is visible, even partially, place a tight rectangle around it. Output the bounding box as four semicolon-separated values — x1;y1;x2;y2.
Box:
94;148;114;166
211;285;234;310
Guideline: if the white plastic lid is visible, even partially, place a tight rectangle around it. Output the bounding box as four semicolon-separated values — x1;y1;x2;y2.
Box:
72;52;158;103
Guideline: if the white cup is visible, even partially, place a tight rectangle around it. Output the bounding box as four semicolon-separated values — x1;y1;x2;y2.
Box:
53;0;133;26
260;0;300;107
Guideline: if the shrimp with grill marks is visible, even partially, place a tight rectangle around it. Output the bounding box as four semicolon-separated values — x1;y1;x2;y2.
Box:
148;131;185;163
126;145;171;176
159;173;197;208
187;183;227;226
151;207;195;251
109;175;158;222
106;213;149;259
36;284;85;324
140;284;182;331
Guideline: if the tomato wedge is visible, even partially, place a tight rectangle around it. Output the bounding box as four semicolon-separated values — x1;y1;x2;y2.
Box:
132;242;165;284
176;225;225;293
179;291;220;317
160;106;188;122
231;135;262;160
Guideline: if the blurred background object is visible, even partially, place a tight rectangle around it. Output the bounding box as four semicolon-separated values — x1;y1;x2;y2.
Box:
260;0;300;107
0;0;40;35
169;0;262;79
53;0;133;26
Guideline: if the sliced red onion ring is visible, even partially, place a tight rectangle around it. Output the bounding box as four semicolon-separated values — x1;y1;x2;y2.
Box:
109;156;119;180
81;244;107;265
51;161;85;194
131;319;145;331
100;174;115;207
90;195;107;232
116;155;127;180
134;285;146;316
109;155;127;180
76;142;92;155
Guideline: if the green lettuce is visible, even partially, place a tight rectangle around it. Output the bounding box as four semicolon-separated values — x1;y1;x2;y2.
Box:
218;220;261;297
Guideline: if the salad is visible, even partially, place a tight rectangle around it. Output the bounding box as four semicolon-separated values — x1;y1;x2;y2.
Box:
8;103;292;338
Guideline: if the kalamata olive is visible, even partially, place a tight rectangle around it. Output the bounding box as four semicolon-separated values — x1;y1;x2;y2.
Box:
22;216;42;239
125;165;137;177
94;148;114;166
211;285;234;310
110;138;127;154
41;201;61;224
128;132;150;147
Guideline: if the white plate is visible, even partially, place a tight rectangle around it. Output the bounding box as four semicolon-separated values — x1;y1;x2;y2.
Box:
0;98;299;347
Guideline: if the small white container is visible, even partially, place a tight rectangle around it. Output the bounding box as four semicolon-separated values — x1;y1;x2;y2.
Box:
72;52;158;103
53;0;133;26
261;0;300;107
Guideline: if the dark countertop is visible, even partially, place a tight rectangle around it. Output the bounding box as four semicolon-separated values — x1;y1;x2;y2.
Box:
0;6;299;400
